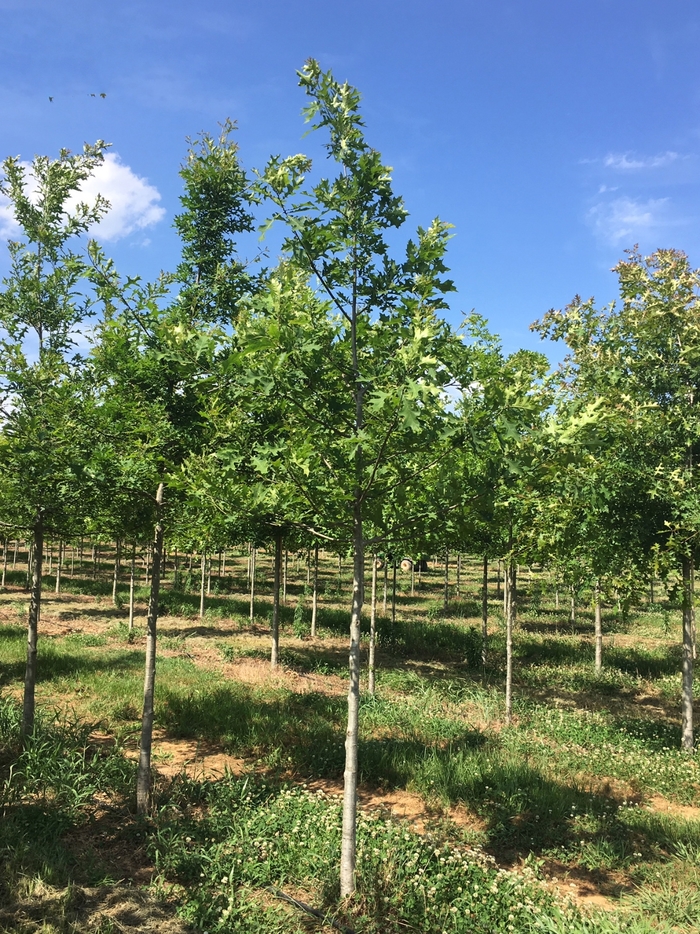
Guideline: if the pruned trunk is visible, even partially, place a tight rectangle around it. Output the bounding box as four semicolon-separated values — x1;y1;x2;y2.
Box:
368;553;378;696
311;544;319;638
444;549;449;609
12;539;18;570
456;552;461;598
2;537;8;588
594;578;603;675
271;532;282;668
128;543;136;641
481;554;488;667
55;539;62;594
682;554;695;753
206;555;212;596
249;547;256;624
382;561;388;614
283;549;288;604
340;500;363;898
112;539;121;605
22;512;43;739
199;552;206;618
505;558;516;726
136;483;165;816
391;559;397;624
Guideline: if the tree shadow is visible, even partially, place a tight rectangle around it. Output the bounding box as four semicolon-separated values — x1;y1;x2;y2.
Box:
0;648;144;686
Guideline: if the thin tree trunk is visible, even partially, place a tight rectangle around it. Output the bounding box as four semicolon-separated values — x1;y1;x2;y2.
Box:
682;554;695;752
496;559;502;599
482;554;488;666
12;539;18;570
136;483;165;816
92;542;97;580
594;578;603;674
307;548;311;586
338;553;342;594
112;539;121;605
570;586;576;634
444;549;449;609
368;553;378;695
311;544;319;638
283;548;288;604
391;560;397;624
206;555;212;596
271;532;282;668
1;538;7;588
55;540;62;594
505;555;516;726
199;552;206;618
22;513;43;739
382;560;388;614
340;500;363;898
71;544;74;578
249;547;256;623
457;553;461;598
129;543;136;640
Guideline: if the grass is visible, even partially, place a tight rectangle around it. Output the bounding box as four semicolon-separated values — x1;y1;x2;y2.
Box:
1;551;699;931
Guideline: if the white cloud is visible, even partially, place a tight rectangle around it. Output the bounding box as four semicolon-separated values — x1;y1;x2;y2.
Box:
587;196;674;246
0;152;165;242
603;151;680;170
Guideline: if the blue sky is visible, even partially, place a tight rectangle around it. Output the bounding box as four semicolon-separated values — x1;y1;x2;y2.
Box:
1;0;699;359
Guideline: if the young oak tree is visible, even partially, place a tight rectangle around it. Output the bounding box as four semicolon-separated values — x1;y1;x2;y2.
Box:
250;60;465;895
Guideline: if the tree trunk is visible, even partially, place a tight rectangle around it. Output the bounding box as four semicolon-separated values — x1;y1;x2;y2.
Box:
391;559;397;624
505;558;516;726
199;552;206;618
682;554;695;752
338;553;342;594
92;542;97;580
481;554;488;667
570;586;576;634
444;549;449;609
311;544;319;638
55;540;62;594
382;560;388;614
249;547;256;624
112;539;121;605
594;578;603;675
368;553;378;696
136;483;165;816
12;539;18;570
496;559;502;599
456;553;461;598
128;543;136;641
22;512;43;739
2;538;8;588
271;532;282;668
206;554;212;596
340;499;363;898
283;548;288;604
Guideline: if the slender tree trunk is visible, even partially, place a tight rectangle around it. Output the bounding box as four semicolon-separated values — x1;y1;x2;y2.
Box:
456;553;461;598
570;586;576;634
92;542;97;580
444;549;449;609
594;578;603;675
249;547;256;624
271;532;282;668
112;539;121;605
411;560;415;597
382;561;388;614
341;499;364;898
1;538;7;588
283;548;288;604
12;539;18;570
22;512;43;739
682;555;695;752
307;548;311;586
199;552;206;618
391;560;397;624
136;483;165;816
496;559;502;599
311;544;319;638
129;543;136;640
505;555;516;726
206;555;212;596
368;553;378;696
55;540;62;595
482;554;488;667
70;544;74;578
338;553;342;594
47;541;52;575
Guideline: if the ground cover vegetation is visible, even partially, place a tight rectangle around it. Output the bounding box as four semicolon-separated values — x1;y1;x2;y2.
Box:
1;60;699;932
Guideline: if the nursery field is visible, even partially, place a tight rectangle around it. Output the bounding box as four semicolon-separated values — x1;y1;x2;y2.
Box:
1;550;699;933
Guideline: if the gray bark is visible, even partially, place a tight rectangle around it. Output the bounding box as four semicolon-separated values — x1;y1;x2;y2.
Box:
199;552;206;618
444;549;449;609
22;512;43;739
249;547;256;623
136;483;165;816
505;558;516;725
2;538;8;587
594;579;603;674
128;543;136;640
112;539;121;605
271;532;282;668
682;555;695;752
368;554;378;696
55;539;62;594
311;544;319;638
481;554;488;667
